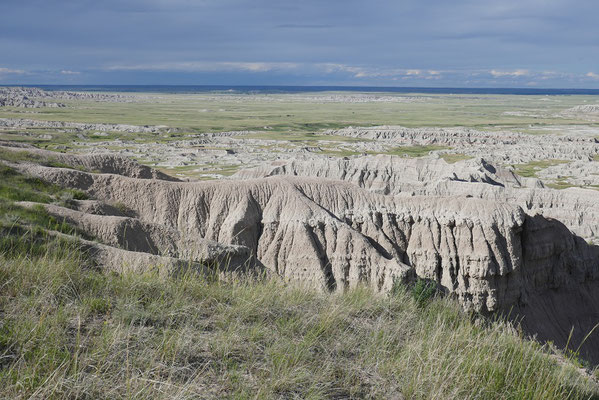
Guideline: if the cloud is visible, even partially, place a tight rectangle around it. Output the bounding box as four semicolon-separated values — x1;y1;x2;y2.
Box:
2;0;599;87
586;72;599;80
106;61;300;73
0;67;26;74
60;70;80;75
333;66;440;79
490;69;530;77
276;24;332;29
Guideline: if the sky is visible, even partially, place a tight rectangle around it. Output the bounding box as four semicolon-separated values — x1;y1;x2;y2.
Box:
1;0;599;87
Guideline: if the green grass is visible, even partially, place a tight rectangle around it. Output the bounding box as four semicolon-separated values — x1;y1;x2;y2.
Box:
513;159;570;178
0;147;89;171
594;154;599;162
0;152;597;398
318;147;363;157
0;245;597;399
441;153;473;163
546;177;577;190
0;164;90;255
0;164;87;204
3;92;598;150
382;145;449;158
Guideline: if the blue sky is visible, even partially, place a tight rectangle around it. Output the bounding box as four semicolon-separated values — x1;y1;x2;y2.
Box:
1;0;598;87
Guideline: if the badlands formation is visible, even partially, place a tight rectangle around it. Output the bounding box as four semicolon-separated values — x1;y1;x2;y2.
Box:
1;87;599;363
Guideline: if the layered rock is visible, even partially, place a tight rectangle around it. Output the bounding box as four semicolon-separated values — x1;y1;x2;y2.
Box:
0;86;134;105
566;104;599;114
0;118;168;134
233;155;542;192
15;161;598;310
5;152;599;363
233;155;599;243
0;87;65;108
324;125;599;164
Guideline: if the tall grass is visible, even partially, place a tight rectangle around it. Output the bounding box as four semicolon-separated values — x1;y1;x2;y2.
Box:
0;242;597;399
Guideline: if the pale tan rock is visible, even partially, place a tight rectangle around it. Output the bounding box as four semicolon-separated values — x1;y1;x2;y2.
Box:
9;151;599;363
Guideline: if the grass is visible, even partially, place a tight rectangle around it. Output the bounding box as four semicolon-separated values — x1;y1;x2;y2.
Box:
0;163;90;255
0;147;86;171
318;147;363;157
546;177;577;190
2;92;598;151
441;153;473;163
0;151;598;398
0;245;597;399
513;159;570;178
381;145;449;158
0;164;87;204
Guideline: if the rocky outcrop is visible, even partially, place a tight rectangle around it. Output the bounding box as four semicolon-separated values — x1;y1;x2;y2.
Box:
15;162;598;306
0;86;135;106
566;104;599;114
233;155;542;192
0;118;168;134
19;201;252;269
0;87;65;108
0;145;179;181
324;125;599;164
6;152;599;363
233;156;599;243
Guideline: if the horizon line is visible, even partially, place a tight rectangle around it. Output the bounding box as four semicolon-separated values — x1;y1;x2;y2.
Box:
2;84;599;91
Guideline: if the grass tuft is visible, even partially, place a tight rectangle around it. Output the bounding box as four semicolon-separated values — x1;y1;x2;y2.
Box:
0;245;597;399
513;159;569;178
441;152;473;163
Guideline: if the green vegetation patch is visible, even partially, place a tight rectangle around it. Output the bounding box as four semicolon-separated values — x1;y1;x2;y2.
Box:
441;153;473;164
0;164;87;204
546;176;577;190
382;145;449;158
0;165;90;256
318;147;362;157
0;251;597;399
512;159;570;178
0;147;92;172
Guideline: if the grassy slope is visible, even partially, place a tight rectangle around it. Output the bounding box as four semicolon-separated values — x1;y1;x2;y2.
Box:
0;250;597;399
0;163;598;398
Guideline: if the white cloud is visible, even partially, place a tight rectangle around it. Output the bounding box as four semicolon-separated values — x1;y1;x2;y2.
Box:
98;61;599;86
106;61;300;73
61;70;81;75
489;69;529;77
334;66;441;79
105;61;448;81
0;67;26;74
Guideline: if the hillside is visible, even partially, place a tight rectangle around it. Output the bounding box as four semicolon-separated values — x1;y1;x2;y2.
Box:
0;156;598;399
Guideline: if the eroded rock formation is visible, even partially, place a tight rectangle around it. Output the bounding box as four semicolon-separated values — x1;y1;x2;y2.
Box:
3;149;599;363
233;155;599;243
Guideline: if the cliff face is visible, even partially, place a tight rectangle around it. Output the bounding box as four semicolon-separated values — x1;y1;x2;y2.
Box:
8;150;599;363
233;155;599;242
